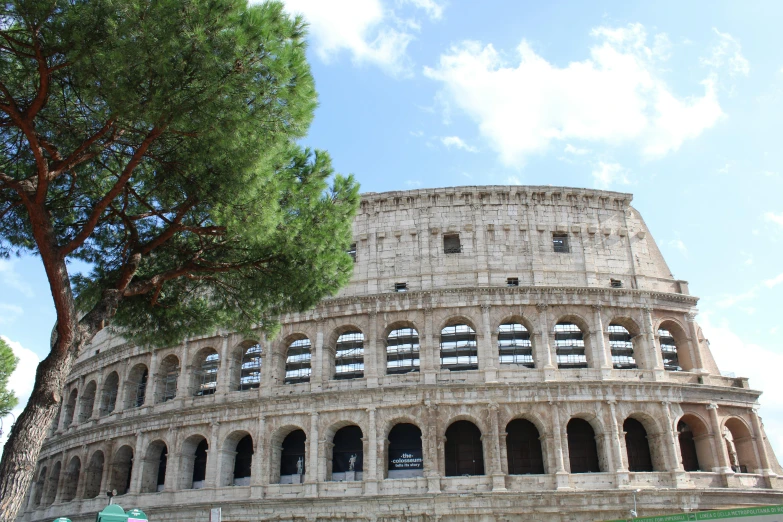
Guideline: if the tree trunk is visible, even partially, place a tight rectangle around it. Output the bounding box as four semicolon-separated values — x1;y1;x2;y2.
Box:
0;341;77;521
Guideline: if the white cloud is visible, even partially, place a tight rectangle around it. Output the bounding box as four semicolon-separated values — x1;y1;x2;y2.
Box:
441;135;478;152
0;336;40;455
716;288;757;308
699;314;783;458
564;144;590;155
0;259;34;298
405;180;422;187
668;238;688;258
0;303;23;325
701;28;750;77
717;162;731;174
507;176;522;185
592;161;629;188
423;23;724;167
409;130;424;137
765;273;783;288
764;211;783;227
281;0;444;77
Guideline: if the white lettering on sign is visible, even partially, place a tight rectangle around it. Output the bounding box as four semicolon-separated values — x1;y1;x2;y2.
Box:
391;452;423;468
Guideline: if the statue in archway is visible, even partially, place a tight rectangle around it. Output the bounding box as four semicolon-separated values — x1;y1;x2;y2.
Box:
348;454;357;471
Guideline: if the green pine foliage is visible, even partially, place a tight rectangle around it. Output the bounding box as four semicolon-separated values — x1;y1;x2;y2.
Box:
0;0;360;346
0;338;19;417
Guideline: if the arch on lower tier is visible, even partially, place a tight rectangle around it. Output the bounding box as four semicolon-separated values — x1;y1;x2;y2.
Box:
63;388;78;428
723;416;760;473
79;380;97;422
155;354;180;403
566;417;601;473
32;465;47;506
444;419;485;476
622;412;665;472
61;455;81;502
124;363;149;409
42;460;60;505
99;371;120;416
83;450;104;499
677;413;714;471
330;424;364;481
505;418;545;475
109;445;134;495
180;434;209;489
279;429;307;484
221;430;254;486
386;422;424;479
141;439;168;493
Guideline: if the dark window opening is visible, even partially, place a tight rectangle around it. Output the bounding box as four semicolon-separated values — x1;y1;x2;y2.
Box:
233;435;254;482
195;352;219;396
386;327;420;374
506;419;544;474
624;418;653;471
677;421;700;471
555;322;587;369
332;425;363;477
440;324;478;371
239;344;262;391
334;331;364;380
387;423;423;478
445;421;484;476
280;429;307;478
611;278;623;288
156;447;168;490
285;338;312;384
498;323;534;367
567;418;600;473
192;439;208;484
609;324;637;369
553;233;569;253
443;234;462;254
395;282;408;292
507;277;519;287
659;329;682;371
347;243;357;262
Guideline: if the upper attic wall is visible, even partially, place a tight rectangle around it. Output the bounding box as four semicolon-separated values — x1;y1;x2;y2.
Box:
337;185;685;297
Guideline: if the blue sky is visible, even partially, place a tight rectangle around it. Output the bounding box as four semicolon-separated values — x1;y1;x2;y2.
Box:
2;0;783;456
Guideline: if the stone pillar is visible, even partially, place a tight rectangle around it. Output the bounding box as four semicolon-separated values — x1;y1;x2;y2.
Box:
365;407;379;494
114;359;128;414
307;412;319;494
53;450;67;504
489;403;506;491
261;337;275;397
551;402;569;489
642;308;664;374
422;308;437;384
100;441;113;495
91;373;104;419
366;312;379;387
662;402;685;480
163;430;179;491
129;431;145;493
749;409;779;488
707;404;732;474
592;306;612;372
252;415;266;489
480;304;498;382
537;304;556;379
608;401;628;488
205;422;220;488
176;339;191;401
685;312;706;374
312;319;325;390
217;334;231;395
424;401;441;493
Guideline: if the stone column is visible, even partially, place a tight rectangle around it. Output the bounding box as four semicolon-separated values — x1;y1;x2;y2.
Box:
261;338;275;397
424;401;441;493
252;415;266;489
488;403;506;491
53;450;67;503
91;373;104;419
114;359;128;413
163;430;179;491
205;422;220;488
707;404;731;474
592;305;612;372
217;334;231;395
480;304;498;382
422;308;437;384
100;441;113;494
750;409;778;488
176;339;191;401
307;412;320;495
536;304;556;379
685;312;706;374
662;402;685;476
642;308;664;374
366;312;379;387
551;402;569;489
365;407;379;494
129;431;145;493
607;401;628;488
312;319;325;390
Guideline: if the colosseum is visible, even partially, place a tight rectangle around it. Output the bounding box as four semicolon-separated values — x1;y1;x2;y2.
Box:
19;186;783;522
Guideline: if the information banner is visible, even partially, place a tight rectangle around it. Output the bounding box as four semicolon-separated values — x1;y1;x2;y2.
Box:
389;449;423;470
604;504;783;522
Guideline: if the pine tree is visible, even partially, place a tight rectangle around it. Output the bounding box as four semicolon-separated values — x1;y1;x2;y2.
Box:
0;338;19;417
0;1;359;517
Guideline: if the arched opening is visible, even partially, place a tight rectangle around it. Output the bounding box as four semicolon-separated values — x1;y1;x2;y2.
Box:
285;338;312;384
156;354;180;403
498;322;534;368
50;407;61;435
334;331;364;380
109;445;134;495
677;415;715;471
658;328;682;371
506;419;544;474
238;344;262;391
63;388;78;428
193;348;219;396
445;420;485;476
623;418;653;472
280;429;307;483
125;364;149;408
180;435;209;489
387;423;423;478
567;418;600;473
677;420;700;471
331;425;363;481
79;380;97;422
386;327;420;374
724;418;759;473
609;324;637;369
83;452;104;499
141;440;168;493
233;435;254;485
61;456;81;502
99;371;119;416
440;323;478;371
32;466;47;506
42;461;60;505
555;322;587;369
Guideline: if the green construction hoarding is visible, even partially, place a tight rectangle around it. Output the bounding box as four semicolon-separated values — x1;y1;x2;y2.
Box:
604;504;783;522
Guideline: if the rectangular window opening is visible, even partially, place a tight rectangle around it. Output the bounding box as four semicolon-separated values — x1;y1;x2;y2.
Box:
507;277;519;287
610;278;623;288
552;233;569;253
443;234;462;254
395;282;408;292
347;243;357;262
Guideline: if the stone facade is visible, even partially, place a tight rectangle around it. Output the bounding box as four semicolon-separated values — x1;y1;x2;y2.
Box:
20;186;783;522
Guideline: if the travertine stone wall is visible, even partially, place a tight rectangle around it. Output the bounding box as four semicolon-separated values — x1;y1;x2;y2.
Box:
22;187;782;522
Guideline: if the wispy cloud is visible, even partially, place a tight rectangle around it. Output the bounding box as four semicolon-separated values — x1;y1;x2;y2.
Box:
0;260;34;298
765;273;783;288
424;23;724;166
400;0;445;20
716;288;757;308
592;161;630;188
668;238;688;258
564;144;590;155
441;135;478;152
701;28;750;77
405;180;422;187
0;303;23;324
764;211;783;227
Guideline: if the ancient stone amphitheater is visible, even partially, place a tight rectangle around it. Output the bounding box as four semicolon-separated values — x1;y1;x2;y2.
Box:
21;186;783;522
